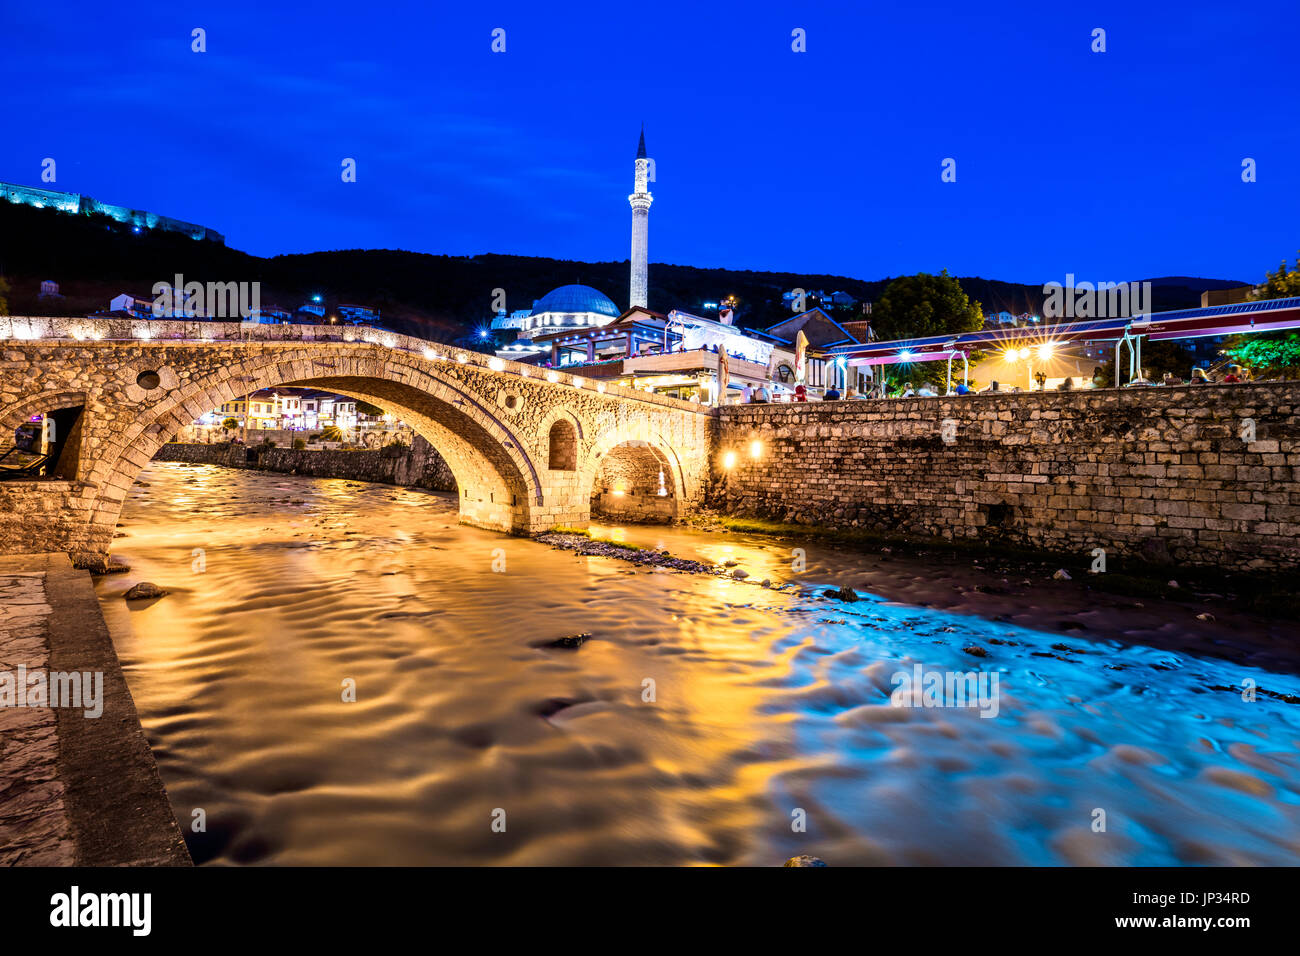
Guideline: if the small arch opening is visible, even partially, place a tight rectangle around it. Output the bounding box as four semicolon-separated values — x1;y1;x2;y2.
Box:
1;401;86;481
548;420;577;471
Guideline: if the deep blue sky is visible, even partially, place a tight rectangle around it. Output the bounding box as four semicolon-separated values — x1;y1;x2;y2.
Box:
3;1;1295;285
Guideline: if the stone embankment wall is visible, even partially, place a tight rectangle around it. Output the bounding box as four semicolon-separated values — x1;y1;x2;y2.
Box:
590;491;676;523
0;554;190;865
713;382;1300;572
152;436;457;492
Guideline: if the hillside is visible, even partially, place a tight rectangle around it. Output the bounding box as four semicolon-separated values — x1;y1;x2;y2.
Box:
0;200;1251;342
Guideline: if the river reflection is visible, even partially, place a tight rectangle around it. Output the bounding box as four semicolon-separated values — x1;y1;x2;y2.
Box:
96;463;1300;865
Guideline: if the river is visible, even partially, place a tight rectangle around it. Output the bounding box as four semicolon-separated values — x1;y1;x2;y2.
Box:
94;462;1300;865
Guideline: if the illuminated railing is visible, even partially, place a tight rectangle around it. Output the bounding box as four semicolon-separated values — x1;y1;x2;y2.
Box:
0;316;709;413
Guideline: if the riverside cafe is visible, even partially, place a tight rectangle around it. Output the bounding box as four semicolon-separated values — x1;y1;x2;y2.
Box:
532;307;800;402
823;297;1300;392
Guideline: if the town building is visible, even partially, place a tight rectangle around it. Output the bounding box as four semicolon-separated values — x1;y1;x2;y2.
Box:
300;391;359;432
107;290;209;319
197;388;376;440
337;304;382;326
249;306;293;324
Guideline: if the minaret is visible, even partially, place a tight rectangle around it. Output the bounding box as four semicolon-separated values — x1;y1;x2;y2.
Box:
628;125;652;310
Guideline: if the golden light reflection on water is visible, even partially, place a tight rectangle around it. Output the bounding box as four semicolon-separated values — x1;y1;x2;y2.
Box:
97;463;1300;866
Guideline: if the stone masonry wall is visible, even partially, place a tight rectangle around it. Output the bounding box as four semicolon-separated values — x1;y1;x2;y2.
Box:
152;436;457;491
713;382;1300;572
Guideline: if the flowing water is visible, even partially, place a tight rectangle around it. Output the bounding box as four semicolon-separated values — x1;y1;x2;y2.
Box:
96;462;1300;866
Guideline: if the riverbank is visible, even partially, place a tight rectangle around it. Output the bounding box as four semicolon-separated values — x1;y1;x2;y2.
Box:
0;554;190;866
679;510;1300;621
154;436;455;492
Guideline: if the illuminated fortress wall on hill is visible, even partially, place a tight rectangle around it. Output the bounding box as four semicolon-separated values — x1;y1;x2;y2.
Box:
0;181;224;244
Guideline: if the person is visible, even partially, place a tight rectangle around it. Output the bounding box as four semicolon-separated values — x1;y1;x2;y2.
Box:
753;384;770;403
824;385;841;400
983;380;1001;394
917;383;937;397
1091;366;1105;388
741;383;754;404
1161;372;1181;386
1190;366;1210;384
901;382;915;397
794;384;807;402
1223;366;1241;384
1057;377;1074;391
954;381;970;395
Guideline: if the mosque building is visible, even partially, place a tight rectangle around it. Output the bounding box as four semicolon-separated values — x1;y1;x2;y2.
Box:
494;128;653;357
489;128;860;401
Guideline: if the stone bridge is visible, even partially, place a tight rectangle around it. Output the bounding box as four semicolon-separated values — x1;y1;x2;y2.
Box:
0;316;715;568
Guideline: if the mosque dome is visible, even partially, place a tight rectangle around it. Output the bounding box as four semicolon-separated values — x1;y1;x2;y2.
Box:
530;284;620;318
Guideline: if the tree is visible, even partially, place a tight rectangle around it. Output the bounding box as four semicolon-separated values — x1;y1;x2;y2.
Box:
1224;254;1300;378
868;270;983;341
221;417;239;435
1253;254;1300;300
1225;335;1300;379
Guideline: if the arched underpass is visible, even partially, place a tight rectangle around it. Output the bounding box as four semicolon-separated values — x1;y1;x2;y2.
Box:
588;439;678;523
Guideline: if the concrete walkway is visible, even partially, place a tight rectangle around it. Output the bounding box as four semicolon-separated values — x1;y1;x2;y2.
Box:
0;554;190;866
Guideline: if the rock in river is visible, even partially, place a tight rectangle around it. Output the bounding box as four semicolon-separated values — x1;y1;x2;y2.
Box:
535;632;592;650
124;582;169;600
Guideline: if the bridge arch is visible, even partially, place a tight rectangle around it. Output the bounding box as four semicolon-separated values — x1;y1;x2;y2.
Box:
581;424;689;524
0;328;714;568
81;351;547;547
0;389;89;434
